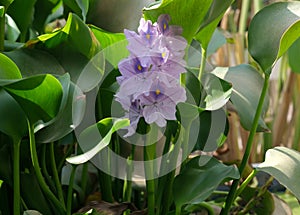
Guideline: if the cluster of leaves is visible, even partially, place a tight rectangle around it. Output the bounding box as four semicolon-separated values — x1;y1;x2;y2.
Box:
0;0;300;215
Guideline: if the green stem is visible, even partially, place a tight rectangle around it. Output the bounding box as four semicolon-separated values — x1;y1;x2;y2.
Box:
220;73;270;215
98;169;114;203
27;120;66;214
50;142;65;207
41;144;56;192
198;47;207;80
13;138;21;215
66;165;77;215
123;145;135;202
253;0;263;14
0;7;5;51
238;0;250;35
235;169;257;197
80;162;88;202
144;140;156;215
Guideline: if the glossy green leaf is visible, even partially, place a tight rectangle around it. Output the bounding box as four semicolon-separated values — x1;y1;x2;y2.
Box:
4;48;65;77
36;75;86;142
90;25;126;49
212;64;269;132
248;2;300;73
66;118;130;164
195;0;233;49
257;147;300;200
6;0;37;40
0;90;27;139
5;13;20;42
37;13;100;58
0;52;21;79
288;37;300;73
2;74;63;123
143;0;213;43
173;155;239;209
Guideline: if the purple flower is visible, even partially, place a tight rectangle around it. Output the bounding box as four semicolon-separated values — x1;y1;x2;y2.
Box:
115;14;188;136
140;77;186;127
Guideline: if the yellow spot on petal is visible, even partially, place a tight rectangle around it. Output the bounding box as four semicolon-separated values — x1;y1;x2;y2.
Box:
137;65;142;71
161;52;166;58
146;34;150;40
163;23;167;30
155;89;161;95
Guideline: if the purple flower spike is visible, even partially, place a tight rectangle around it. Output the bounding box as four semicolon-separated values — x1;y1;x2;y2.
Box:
115;14;188;136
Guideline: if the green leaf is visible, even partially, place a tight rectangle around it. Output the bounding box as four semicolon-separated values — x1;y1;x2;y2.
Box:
195;0;233;50
257;146;300;200
90;25;128;67
5;14;20;41
4;48;65;77
200;73;232;111
185;68;232;110
33;0;61;33
212;64;269;132
248;2;300;73
37;13;100;58
288;37;300;73
66;118;130;164
2;74;63;123
0;52;21;79
36;75;86;142
0;90;27;139
143;0;213;43
6;0;37;40
173;155;239;209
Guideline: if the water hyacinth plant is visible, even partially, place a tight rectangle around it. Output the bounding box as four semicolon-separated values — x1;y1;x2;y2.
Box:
0;0;300;215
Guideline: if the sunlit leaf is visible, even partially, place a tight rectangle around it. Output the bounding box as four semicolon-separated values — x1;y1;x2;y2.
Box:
173;155;239;209
212;64;269;132
2;74;63;123
0;52;21;79
36;74;86;142
248;2;300;73
90;25;128;67
37;13;100;58
257;147;300;200
66;118;129;164
143;0;213;43
0;0;14;10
